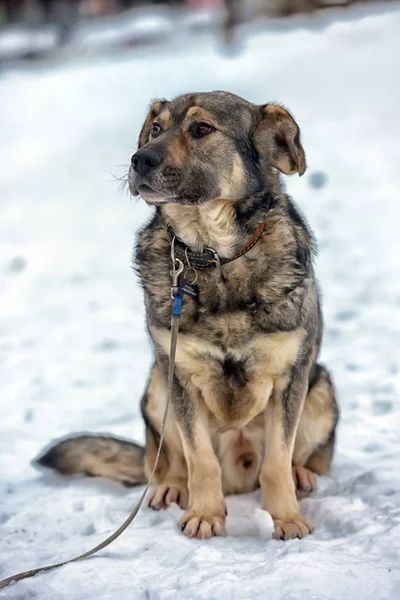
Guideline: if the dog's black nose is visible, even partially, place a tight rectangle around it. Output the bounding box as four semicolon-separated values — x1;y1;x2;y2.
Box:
131;148;161;176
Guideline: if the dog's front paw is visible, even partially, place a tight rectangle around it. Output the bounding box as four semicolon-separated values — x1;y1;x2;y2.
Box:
272;514;313;540
148;483;188;510
178;509;227;539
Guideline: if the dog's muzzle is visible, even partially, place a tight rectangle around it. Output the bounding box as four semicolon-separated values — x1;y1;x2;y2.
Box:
129;148;165;199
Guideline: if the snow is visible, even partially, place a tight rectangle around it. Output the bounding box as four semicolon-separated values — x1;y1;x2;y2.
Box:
1;4;400;598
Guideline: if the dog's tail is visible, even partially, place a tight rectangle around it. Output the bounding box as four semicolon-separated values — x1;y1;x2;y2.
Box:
35;434;147;487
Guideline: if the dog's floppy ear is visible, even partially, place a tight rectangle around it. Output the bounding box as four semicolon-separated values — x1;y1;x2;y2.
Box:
138;100;167;148
255;104;306;176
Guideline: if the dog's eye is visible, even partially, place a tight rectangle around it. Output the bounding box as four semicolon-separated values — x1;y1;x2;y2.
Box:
151;123;162;138
190;123;213;138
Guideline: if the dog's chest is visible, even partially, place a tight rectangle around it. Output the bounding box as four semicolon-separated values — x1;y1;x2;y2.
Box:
151;315;305;426
187;324;304;426
175;319;305;380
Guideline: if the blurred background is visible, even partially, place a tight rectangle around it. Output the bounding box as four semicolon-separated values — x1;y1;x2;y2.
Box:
0;0;390;61
1;1;400;597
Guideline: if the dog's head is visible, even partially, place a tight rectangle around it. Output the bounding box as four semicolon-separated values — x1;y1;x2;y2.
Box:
129;91;306;206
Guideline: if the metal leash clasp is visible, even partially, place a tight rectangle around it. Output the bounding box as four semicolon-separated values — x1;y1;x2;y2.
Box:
206;246;222;277
170;236;184;299
184;246;198;285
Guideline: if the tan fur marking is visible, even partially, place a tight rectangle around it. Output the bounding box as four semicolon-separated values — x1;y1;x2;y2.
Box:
138;101;164;148
177;405;226;538
151;101;163;113
144;364;266;498
151;327;224;362
305;445;333;476
232;329;306;374
183;107;220;131
158;109;172;130
260;377;312;539
83;456;145;485
144;364;187;487
154;321;304;353
260;387;299;520
162;198;237;255
257;105;306;176
151;327;305;372
151;326;305;428
219;152;246;199
264;105;288;118
293;374;336;466
165;136;188;169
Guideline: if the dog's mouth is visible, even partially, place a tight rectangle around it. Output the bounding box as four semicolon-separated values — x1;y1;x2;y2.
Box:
138;184;157;195
139;187;204;206
129;166;200;205
130;174;200;206
136;184;170;205
129;167;163;201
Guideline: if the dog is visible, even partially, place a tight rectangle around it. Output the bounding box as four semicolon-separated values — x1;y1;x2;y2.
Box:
37;91;339;541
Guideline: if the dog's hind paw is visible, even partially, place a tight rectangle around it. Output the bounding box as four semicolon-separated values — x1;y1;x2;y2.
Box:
148;483;188;511
292;465;317;500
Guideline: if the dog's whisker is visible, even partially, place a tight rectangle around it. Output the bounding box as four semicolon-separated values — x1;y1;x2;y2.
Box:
116;180;129;196
110;170;131;197
110;171;129;183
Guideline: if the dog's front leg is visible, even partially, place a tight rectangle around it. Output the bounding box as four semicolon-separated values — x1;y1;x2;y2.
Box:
172;383;226;539
260;367;313;540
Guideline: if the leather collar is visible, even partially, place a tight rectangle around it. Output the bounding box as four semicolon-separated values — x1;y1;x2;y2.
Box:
167;222;265;269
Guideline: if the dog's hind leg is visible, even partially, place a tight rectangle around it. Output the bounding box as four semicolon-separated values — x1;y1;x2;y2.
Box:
143;364;188;510
292;364;339;498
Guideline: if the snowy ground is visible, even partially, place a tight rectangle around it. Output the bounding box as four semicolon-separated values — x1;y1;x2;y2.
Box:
1;4;400;598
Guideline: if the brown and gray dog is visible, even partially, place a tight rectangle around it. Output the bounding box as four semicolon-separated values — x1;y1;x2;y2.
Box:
37;91;339;541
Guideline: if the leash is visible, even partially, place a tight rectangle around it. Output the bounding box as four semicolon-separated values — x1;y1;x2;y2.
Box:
0;244;184;592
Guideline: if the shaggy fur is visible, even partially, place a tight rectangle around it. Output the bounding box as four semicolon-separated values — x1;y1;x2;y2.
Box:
37;91;339;541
